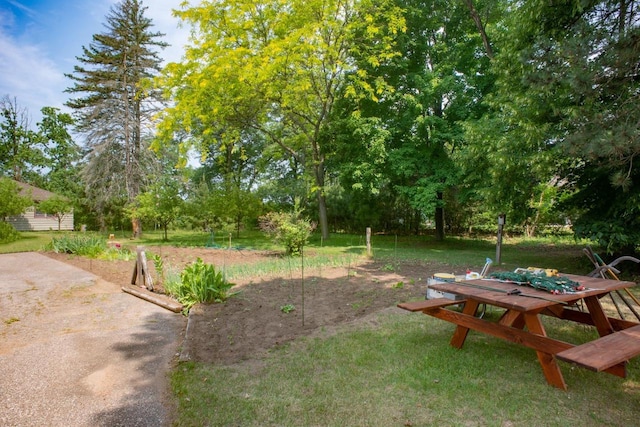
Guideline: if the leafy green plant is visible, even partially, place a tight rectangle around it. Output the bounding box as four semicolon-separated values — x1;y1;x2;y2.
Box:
259;203;316;256
167;258;236;312
0;222;20;244
149;253;165;283
161;266;182;297
280;304;295;313
45;234;107;258
98;246;134;261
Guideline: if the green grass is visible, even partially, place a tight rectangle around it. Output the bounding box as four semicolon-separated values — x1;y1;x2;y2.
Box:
220;253;362;281
0;229;595;273
163;231;638;426
0;231;67;254
171;313;640;427
2;228;637;425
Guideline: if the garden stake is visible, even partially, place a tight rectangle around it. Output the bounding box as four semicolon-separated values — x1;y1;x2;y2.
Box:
301;246;305;327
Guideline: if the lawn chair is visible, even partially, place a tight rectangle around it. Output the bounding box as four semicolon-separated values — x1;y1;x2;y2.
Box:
584;247;640;321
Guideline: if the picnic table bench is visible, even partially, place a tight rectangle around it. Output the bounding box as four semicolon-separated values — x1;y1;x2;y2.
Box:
399;274;640;390
556;324;640;373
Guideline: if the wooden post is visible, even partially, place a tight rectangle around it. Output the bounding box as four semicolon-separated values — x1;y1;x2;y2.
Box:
496;214;505;265
131;246;154;291
366;227;372;257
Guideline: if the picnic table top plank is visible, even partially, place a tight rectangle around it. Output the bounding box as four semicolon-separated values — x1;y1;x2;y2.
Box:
428;274;635;312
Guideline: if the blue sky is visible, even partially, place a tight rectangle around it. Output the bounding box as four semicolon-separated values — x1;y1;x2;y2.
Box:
0;0;189;124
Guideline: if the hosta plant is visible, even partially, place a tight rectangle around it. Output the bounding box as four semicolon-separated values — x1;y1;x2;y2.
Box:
170;258;236;312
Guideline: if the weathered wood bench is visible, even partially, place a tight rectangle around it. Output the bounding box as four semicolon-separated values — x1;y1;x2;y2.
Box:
556;324;640;373
398;298;466;313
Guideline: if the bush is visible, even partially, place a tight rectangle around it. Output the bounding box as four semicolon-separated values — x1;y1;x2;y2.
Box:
45;234;107;258
259;207;316;256
166;258;236;312
98;246;134;261
0;222;20;244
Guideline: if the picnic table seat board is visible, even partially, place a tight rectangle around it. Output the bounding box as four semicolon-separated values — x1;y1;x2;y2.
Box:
556;324;640;372
397;298;466;312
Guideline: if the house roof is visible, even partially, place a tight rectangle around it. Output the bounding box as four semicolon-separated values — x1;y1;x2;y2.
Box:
13;181;57;202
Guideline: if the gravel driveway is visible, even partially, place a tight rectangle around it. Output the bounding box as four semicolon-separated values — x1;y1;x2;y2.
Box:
0;252;185;427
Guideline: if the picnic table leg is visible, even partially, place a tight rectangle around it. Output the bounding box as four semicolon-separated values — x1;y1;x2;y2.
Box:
450;300;480;349
584;295;615;336
582;295;629;377
499;310;525;328
524;313;567;390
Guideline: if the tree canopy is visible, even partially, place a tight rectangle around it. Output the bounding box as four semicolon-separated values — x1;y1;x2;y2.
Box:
3;0;638;254
156;0;405;240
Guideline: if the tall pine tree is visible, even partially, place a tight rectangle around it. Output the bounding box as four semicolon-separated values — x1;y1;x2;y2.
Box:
65;0;167;235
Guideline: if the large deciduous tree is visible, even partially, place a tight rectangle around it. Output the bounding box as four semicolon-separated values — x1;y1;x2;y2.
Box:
156;0;405;240
0;96;44;182
37;107;82;196
329;0;496;239
65;0;167;235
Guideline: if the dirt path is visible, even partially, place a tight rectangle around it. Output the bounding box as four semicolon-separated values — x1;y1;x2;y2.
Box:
0;252;185;427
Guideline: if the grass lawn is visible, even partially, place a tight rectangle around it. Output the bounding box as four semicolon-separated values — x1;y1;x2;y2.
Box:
3;229;638;425
0;231;66;254
165;232;637;427
172;313;640;426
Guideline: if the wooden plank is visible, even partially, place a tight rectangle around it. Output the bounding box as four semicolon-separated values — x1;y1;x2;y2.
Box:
122;285;183;313
498;310;524;328
584;295;614;336
132;247;154;291
450;299;480;349
426;307;574;355
556;324;640;372
543;307;638;331
397;298;465;312
523;312;567;390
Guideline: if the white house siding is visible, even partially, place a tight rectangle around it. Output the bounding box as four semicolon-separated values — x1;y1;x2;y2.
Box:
7;207;74;231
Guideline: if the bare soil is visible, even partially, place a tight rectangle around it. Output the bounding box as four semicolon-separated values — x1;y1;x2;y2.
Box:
44;247;460;365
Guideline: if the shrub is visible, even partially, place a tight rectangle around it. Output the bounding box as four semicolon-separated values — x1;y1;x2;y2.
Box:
45;234;107;258
98;246;134;261
167;258;236;312
259;206;316;256
0;222;20;244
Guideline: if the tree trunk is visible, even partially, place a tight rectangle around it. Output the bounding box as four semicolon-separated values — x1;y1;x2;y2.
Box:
463;0;494;59
317;191;329;240
313;160;329;240
132;217;141;238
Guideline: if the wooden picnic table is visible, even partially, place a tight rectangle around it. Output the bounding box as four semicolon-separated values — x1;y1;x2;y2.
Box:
398;274;640;390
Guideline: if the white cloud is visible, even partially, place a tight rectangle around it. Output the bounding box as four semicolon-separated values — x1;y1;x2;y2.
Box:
0;0;190;124
0;25;68;122
145;0;190;65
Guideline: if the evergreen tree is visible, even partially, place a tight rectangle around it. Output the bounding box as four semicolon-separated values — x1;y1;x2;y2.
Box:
65;0;167;235
473;0;640;250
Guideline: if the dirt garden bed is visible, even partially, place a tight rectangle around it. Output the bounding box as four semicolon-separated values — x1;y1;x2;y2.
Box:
44;247;460;365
